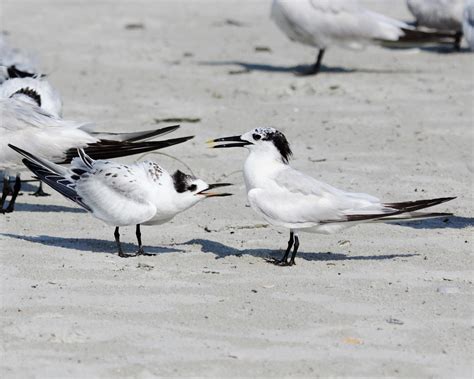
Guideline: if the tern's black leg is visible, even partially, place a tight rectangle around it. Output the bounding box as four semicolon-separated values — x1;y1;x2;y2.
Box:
114;226;128;258
454;31;463;51
268;231;294;266
288;234;300;266
30;181;50;197
298;49;325;76
0;176;12;212
135;224;153;256
4;175;21;213
280;231;294;263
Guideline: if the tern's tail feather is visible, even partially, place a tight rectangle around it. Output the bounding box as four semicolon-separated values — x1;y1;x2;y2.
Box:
59;135;194;164
345;197;456;223
8;144;91;211
379;28;460;48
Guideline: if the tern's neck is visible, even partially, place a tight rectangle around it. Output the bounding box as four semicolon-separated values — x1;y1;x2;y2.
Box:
243;150;286;191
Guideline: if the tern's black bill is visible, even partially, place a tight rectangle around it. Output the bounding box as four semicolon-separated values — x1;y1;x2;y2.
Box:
207;136;252;148
197;182;233;197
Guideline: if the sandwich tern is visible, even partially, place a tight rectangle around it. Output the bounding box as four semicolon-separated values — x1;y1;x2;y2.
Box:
271;0;460;75
0;96;194;213
10;145;232;257
209;127;455;266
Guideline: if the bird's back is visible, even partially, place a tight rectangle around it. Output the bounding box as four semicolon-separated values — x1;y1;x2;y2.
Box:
407;0;463;31
0;98;95;171
272;0;405;49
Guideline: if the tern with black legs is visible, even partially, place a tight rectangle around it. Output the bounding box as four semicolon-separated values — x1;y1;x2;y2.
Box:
209;128;455;266
271;0;460;75
9;145;232;257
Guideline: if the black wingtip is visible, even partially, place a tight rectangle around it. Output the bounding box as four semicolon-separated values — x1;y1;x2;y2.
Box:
59;135;195;163
124;125;181;142
8;144;32;160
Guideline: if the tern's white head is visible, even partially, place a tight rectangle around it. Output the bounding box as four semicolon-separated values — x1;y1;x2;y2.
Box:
171;170;232;211
210;127;293;164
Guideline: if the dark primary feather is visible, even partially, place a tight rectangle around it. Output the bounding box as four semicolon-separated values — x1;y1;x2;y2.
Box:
59;136;194;164
379;28;459;47
344;197;456;222
89;124;180;143
21;158;91;212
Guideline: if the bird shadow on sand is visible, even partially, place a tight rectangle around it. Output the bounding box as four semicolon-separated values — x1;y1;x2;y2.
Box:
199;60;416;75
183;238;418;263
393;216;474;230
200;60;353;74
0;233;184;256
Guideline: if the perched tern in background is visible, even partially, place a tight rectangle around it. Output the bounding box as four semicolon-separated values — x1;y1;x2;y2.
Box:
10;145;232;257
271;0;460;75
0;95;193;213
209;128;455;266
464;0;474;50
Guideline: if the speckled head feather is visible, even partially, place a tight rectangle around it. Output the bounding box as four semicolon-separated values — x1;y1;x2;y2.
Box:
254;127;293;164
10;87;42;107
172;170;196;193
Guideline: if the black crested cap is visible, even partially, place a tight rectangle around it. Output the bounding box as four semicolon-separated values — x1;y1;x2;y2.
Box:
255;127;292;164
10;87;42;107
172;170;195;193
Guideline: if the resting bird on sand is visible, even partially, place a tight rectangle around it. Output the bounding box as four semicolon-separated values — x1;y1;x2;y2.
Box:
0;95;193;213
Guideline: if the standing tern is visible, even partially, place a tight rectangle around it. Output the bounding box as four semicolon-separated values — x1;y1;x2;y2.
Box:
9;145;232;257
209;128;455;266
271;0;460;75
0;95;193;213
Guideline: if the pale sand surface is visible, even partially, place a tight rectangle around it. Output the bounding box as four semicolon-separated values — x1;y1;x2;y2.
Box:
0;0;473;377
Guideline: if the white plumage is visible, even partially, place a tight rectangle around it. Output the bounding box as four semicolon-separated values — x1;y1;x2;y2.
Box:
10;145;232;257
0;97;95;173
407;0;464;31
272;0;406;50
210;127;454;266
0;77;63;117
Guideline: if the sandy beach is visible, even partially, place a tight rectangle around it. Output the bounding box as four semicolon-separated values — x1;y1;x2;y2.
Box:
1;0;473;377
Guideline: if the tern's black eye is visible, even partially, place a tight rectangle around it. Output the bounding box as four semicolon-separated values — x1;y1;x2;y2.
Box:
253;133;261;141
188;184;197;192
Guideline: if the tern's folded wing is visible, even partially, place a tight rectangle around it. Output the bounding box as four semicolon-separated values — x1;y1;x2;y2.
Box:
251;168;385;224
75;162;157;226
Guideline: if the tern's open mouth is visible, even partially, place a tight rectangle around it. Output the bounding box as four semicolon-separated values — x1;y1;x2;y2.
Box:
197;182;233;197
206;136;252;148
